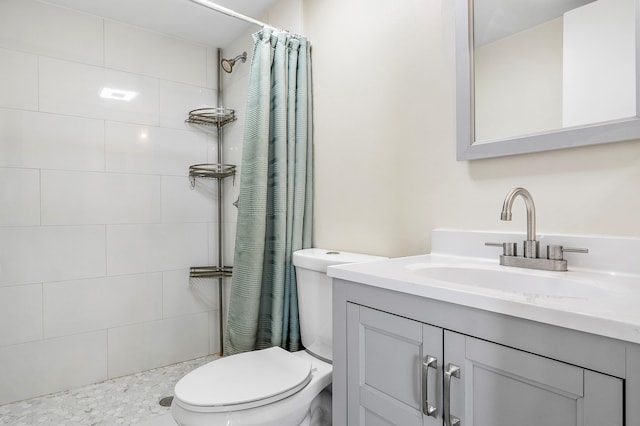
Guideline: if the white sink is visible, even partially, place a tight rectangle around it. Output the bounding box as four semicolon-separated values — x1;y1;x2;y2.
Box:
327;231;640;344
406;263;608;299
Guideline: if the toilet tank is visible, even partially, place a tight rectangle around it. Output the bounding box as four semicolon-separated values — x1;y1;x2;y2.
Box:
293;249;386;362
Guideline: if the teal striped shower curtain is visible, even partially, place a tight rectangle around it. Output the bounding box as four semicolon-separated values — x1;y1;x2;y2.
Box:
225;29;313;355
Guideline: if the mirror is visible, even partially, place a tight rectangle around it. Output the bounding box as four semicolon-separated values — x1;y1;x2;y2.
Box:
455;0;640;160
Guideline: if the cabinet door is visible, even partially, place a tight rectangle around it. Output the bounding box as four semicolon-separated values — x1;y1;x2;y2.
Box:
444;331;623;426
347;303;443;426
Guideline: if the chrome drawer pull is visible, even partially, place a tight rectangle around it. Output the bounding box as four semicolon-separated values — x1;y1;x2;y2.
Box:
444;363;461;426
422;355;437;416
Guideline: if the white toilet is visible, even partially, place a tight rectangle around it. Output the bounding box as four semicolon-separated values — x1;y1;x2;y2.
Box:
171;248;384;426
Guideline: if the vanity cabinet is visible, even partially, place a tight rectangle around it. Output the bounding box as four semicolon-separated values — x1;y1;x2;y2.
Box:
332;275;639;426
347;304;623;426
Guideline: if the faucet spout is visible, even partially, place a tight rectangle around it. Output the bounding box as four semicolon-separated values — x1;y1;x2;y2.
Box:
501;187;538;258
487;187;586;270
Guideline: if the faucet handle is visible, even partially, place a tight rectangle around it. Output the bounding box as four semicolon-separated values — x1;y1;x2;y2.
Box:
547;245;589;260
485;242;517;257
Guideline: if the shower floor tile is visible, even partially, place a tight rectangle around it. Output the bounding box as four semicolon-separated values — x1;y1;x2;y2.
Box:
0;355;218;425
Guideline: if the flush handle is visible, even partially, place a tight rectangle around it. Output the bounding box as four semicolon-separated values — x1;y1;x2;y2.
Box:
422;355;437;417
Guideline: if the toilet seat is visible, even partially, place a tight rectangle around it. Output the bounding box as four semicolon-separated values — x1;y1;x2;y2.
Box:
173;347;313;413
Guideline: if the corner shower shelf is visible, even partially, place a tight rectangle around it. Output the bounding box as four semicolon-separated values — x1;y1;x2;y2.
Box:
185;107;236;127
185;50;241;356
188;163;236;187
189;265;233;279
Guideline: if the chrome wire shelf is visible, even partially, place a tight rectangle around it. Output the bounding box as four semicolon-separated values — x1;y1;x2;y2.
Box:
189;266;233;279
189;164;236;187
185;107;236;127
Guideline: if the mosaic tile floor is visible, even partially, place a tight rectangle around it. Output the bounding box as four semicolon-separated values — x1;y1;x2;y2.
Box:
0;355;218;426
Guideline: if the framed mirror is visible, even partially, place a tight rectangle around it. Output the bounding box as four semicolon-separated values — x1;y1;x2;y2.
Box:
455;0;640;160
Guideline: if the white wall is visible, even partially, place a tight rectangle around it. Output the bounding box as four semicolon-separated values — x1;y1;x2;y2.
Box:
0;0;221;404
304;0;640;258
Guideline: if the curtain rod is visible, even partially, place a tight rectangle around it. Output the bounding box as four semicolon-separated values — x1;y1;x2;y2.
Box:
187;0;277;30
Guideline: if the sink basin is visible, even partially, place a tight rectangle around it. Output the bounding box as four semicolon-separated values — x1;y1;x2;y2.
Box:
406;263;606;299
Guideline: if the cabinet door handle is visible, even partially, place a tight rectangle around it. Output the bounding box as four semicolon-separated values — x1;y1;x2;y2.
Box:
422;355;437;416
444;363;461;426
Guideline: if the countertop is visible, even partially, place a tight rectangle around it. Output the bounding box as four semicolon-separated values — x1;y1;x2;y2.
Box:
327;230;640;345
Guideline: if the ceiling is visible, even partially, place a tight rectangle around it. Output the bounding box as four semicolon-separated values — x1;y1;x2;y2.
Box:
41;0;600;49
41;0;280;47
40;0;594;47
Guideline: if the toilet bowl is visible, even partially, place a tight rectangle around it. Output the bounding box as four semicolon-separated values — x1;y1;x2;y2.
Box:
171;248;385;426
171;348;332;426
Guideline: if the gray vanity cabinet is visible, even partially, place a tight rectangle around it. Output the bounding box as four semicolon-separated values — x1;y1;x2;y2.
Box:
347;303;623;426
347;304;443;425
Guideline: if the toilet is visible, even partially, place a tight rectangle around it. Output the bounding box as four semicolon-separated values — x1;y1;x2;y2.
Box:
171;248;385;426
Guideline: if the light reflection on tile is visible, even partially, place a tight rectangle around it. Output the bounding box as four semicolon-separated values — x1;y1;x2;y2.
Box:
39;57;160;125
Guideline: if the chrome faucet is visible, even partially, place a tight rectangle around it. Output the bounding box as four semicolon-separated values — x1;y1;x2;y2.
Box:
486;187;588;271
500;187;539;258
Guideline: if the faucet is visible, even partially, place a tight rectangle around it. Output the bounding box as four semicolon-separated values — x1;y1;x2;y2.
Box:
486;187;588;271
500;187;539;258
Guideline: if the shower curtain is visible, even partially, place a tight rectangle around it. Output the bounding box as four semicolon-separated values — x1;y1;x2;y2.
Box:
225;29;313;355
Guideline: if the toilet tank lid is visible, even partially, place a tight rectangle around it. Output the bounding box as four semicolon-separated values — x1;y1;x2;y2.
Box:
292;248;387;273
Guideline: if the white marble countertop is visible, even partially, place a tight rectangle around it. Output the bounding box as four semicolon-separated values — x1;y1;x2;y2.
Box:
327;230;640;345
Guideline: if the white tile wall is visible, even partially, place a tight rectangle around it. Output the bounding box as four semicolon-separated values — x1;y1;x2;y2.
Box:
39;57;160;125
0;109;105;171
106;223;209;276
0;0;224;404
161;175;217;223
105;20;208;87
0;0;104;66
159;80;217;129
163;270;217;318
0;168;40;226
107;313;209;378
0;48;38;111
0;284;42;347
43;274;163;338
0;331;108;405
0;226;106;286
41;170;161;225
105;121;207;176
